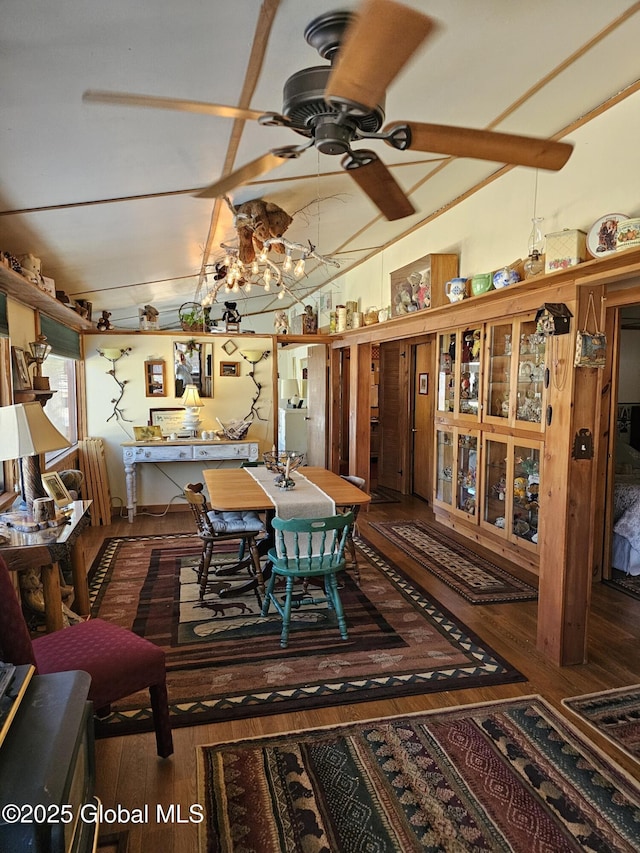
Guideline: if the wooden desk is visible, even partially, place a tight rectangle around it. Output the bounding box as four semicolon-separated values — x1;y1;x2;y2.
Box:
203;467;371;513
0;501;92;632
122;438;259;522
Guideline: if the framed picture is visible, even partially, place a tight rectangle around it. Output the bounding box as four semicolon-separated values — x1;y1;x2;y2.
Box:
222;340;237;355
419;373;429;395
41;472;73;508
144;359;167;397
149;408;184;436
133;425;163;441
220;361;240;377
11;346;31;390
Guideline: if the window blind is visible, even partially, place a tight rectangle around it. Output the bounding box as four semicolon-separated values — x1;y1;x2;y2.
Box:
39;315;81;359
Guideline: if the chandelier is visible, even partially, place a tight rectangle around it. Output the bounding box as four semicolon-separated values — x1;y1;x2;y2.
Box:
200;237;339;308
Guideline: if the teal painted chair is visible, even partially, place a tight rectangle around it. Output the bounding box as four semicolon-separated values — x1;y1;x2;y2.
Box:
261;513;353;648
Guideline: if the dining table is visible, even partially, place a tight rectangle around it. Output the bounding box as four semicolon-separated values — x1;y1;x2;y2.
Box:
202;466;370;596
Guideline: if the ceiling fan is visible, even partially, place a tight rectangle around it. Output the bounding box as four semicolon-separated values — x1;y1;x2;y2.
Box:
83;0;573;222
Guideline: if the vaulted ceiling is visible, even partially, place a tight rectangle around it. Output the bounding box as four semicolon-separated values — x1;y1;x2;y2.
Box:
1;0;639;331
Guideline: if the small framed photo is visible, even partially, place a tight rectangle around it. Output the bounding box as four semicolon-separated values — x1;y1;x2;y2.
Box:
222;340;237;355
133;425;163;441
419;373;429;395
11;346;32;390
41;472;73;508
220;361;240;377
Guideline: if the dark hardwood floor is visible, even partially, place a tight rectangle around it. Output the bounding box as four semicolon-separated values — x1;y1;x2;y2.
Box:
86;494;640;853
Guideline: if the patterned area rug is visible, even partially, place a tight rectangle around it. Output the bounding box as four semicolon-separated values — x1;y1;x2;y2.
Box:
197;695;640;853
88;534;523;737
369;519;538;603
369;485;401;504
563;684;640;764
603;569;640;601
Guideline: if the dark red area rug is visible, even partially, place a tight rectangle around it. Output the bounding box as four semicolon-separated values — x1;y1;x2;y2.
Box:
88;533;524;737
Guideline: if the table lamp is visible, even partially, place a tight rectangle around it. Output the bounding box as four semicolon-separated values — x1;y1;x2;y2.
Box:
181;384;204;433
0;402;71;511
281;379;300;408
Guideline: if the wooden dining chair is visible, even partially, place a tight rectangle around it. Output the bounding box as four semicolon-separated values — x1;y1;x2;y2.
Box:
183;484;266;600
261;512;353;648
0;548;173;758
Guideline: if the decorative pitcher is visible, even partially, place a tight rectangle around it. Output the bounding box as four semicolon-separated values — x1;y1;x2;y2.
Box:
444;277;468;303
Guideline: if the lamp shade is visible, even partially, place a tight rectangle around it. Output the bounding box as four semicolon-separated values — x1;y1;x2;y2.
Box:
0;403;70;461
181;384;204;408
241;350;264;363
281;379;299;401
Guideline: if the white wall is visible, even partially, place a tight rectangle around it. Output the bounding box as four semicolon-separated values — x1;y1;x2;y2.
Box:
327;89;640;312
84;333;274;510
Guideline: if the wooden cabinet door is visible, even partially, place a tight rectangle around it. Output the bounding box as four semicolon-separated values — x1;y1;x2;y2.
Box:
379;340;407;492
305;344;328;467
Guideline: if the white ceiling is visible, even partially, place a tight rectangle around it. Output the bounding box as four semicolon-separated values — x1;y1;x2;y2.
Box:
1;0;639;331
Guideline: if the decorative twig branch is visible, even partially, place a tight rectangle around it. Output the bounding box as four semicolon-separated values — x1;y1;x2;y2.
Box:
98;347;133;422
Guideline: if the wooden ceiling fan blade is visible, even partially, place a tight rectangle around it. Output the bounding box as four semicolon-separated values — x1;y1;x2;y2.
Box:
342;152;415;220
325;0;436;112
82;89;266;122
194;153;287;199
392;122;573;171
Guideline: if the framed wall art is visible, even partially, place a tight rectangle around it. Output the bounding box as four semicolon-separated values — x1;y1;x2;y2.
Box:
149;408;184;436
220;361;240;377
144;359;167;397
11;346;31;390
419;373;429;395
222;339;237;355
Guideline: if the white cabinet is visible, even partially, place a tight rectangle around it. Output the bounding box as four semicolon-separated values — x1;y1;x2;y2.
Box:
278;408;308;453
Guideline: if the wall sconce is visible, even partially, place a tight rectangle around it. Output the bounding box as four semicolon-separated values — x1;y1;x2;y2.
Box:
239;350;270;424
181;383;204;434
98;346;133;422
25;334;52;391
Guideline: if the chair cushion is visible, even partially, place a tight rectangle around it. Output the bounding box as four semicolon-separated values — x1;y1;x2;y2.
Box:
207;510;264;534
32;618;167;711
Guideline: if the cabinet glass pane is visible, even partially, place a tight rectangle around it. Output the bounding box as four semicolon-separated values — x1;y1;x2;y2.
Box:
487;323;512;419
513;445;540;544
435;428;453;505
483;439;507;531
437;332;456;412
459;328;481;417
515;320;546;424
456;432;477;516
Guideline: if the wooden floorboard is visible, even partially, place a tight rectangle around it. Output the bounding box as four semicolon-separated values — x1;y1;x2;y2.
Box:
88;494;640;851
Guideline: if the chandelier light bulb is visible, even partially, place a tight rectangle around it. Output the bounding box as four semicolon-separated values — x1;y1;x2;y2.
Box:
283;250;293;273
293;258;305;278
258;248;268;263
245;281;252;292
277;288;285;300
251;260;259;274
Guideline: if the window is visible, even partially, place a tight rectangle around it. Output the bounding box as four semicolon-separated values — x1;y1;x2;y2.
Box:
44;354;78;463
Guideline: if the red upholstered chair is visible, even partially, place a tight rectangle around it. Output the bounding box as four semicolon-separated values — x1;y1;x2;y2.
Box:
0;548;173;758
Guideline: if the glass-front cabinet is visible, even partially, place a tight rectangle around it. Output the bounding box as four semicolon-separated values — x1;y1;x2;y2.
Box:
434;425;479;522
484;315;547;432
436;327;482;421
480;435;541;553
435;313;546;558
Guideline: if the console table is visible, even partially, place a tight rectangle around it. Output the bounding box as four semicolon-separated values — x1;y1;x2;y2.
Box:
121;439;259;522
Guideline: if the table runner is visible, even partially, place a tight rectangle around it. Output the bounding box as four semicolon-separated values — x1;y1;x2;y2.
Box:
246;467;336;555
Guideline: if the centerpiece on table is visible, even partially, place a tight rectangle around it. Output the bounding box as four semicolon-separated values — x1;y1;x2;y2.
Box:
262;450;305;489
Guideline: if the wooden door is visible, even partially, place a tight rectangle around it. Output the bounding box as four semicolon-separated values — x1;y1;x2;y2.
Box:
379;340;408;491
306;344;328;467
412;341;433;500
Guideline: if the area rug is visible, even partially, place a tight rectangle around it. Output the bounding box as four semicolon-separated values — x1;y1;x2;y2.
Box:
87;533;523;738
603;569;640;601
197;694;640;853
563;683;640;764
369;519;538;603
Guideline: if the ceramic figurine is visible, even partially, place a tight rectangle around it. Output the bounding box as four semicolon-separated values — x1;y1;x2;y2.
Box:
493;267;520;289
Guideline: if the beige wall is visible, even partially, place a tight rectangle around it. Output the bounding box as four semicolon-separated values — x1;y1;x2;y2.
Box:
326;89;640;315
84;333;274;510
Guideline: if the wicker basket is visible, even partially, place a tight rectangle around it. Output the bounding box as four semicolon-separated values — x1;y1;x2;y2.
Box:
178;301;205;332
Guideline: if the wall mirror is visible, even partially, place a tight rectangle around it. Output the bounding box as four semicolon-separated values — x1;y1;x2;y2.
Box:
173;341;213;397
